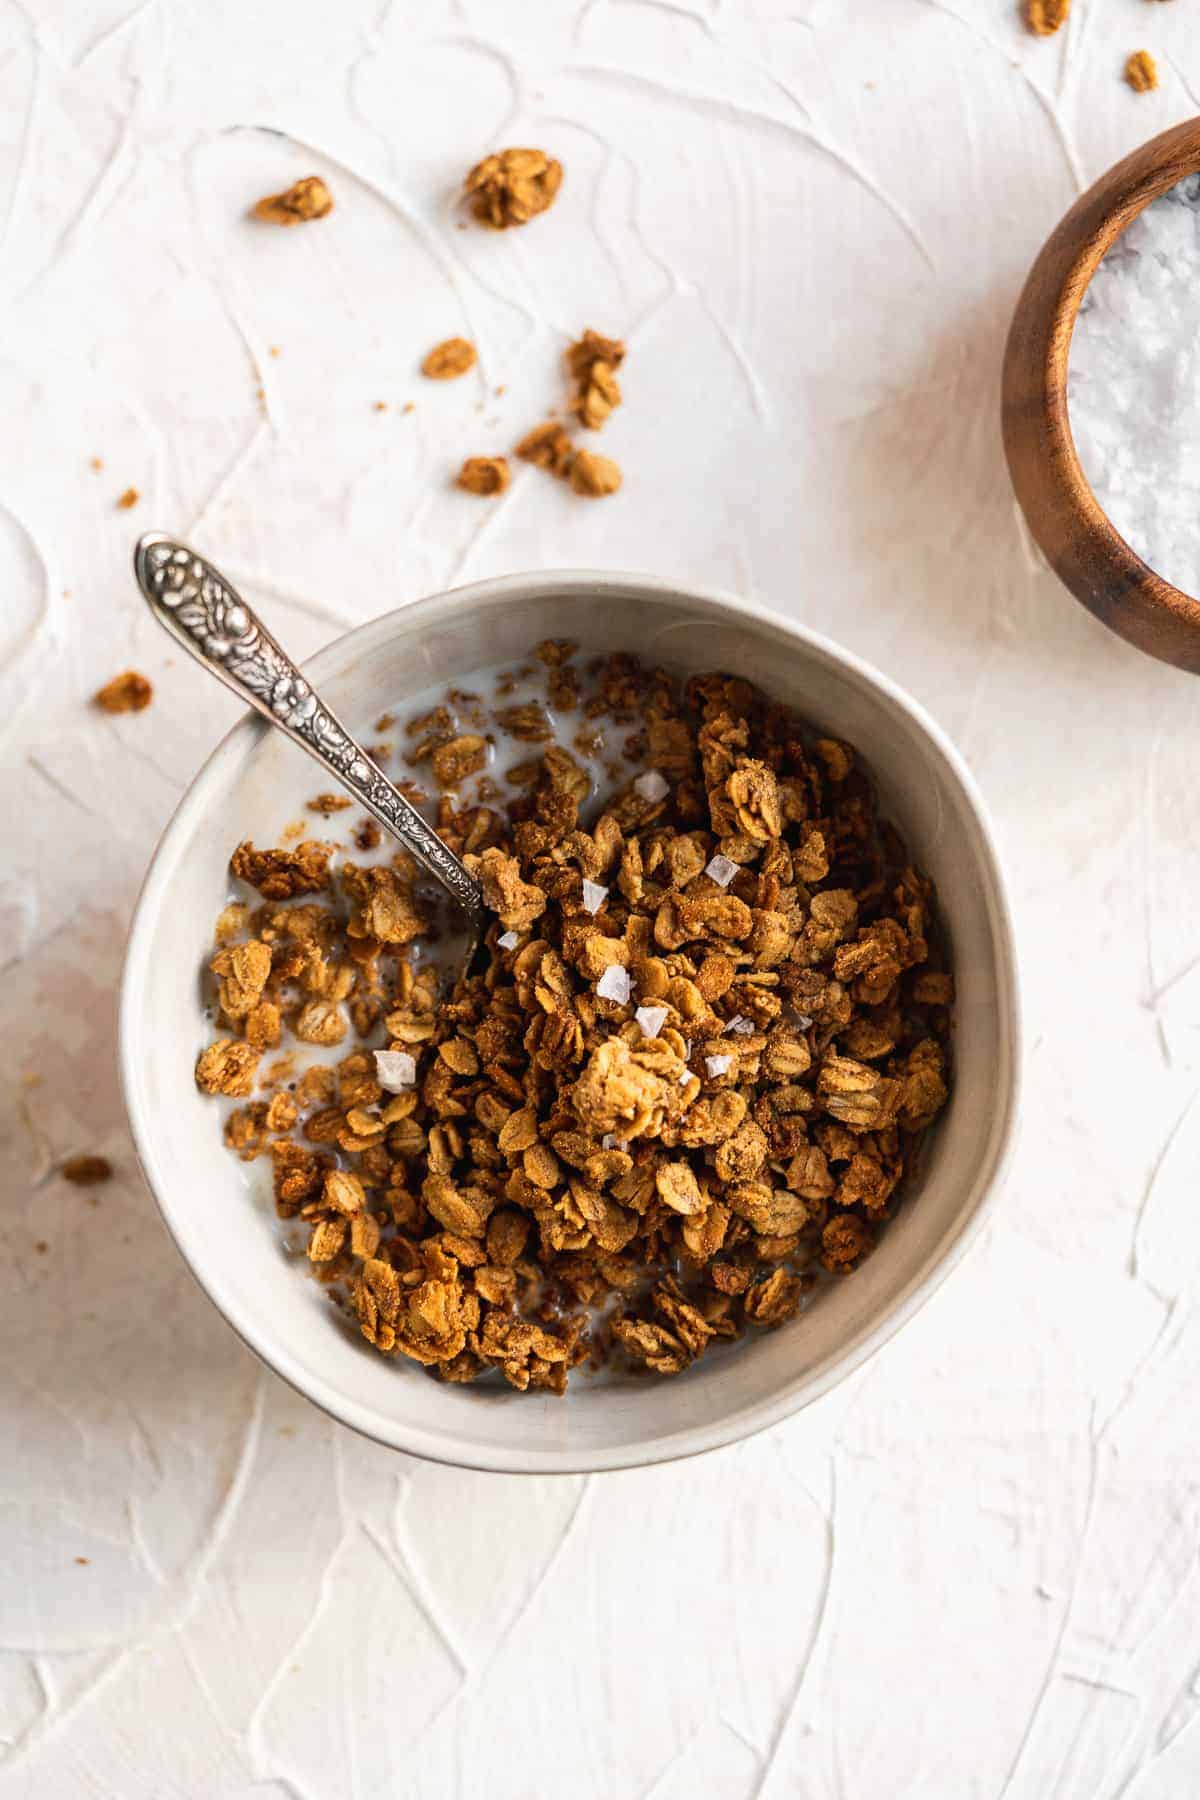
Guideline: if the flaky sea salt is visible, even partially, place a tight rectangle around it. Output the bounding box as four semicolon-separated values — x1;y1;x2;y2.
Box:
601;1133;628;1150
705;1053;733;1078
705;853;738;887
635;1004;668;1040
795;1013;813;1030
633;769;670;803
678;1067;693;1085
596;964;632;1004
375;1049;416;1091
581;879;608;915
724;1014;754;1035
497;930;519;950
1069;173;1200;587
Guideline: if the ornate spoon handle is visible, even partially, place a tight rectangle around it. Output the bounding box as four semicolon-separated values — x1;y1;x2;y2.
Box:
133;534;484;926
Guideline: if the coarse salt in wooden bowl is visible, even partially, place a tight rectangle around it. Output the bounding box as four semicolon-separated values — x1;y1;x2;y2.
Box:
1002;116;1200;674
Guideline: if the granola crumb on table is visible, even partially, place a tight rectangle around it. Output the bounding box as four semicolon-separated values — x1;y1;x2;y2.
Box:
1124;50;1158;92
94;670;152;713
252;175;334;225
422;337;477;380
194;647;952;1395
61;1154;113;1186
1025;0;1069;35
457;455;510;496
463;147;562;228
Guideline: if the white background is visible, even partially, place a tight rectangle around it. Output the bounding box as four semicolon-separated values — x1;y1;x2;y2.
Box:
3;2;1200;1795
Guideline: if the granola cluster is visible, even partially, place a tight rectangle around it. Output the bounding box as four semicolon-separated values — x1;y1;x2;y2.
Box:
195;647;952;1395
252;175;334;225
512;330;626;499
463;148;563;229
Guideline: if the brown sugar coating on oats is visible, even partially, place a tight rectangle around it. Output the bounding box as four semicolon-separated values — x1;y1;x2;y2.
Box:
456;455;510;496
195;648;952;1393
253;175;334;225
1125;49;1158;91
464;147;562;228
422;337;477;380
94;670;152;713
1025;0;1069;33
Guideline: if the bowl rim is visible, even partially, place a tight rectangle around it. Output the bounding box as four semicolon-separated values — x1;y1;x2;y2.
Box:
120;567;1021;1475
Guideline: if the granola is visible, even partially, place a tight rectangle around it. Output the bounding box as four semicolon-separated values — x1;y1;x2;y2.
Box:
1125;49;1158;91
567;330;625;430
94;670;152;714
195;647;952;1394
422;338;477;380
253;175;334;225
464;147;562;228
1025;0;1069;33
569;450;622;497
457;456;510;496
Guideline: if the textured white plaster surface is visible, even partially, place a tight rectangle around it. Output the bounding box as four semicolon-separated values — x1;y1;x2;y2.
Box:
4;2;1200;1794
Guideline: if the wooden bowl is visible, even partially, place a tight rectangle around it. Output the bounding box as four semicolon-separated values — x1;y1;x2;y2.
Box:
1002;117;1200;673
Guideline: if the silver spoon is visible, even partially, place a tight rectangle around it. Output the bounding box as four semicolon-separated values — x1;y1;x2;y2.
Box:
133;533;485;960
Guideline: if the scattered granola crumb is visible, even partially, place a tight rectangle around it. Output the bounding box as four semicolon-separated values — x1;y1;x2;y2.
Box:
1025;0;1069;33
116;486;139;510
464;147;563;228
374;401;388;412
253;175;334;225
307;793;352;814
515;419;574;475
90;456;103;471
569;449;622;497
422;337;477;380
269;345;281;357
402;402;415;415
61;1154;113;1186
567;329;625;429
94;670;152;714
1125;48;1158;90
456;455;510;496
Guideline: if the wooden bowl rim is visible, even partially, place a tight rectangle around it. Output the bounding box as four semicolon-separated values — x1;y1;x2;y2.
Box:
1044;117;1200;618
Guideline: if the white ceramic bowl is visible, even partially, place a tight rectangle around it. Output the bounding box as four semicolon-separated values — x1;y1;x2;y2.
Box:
121;572;1019;1474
